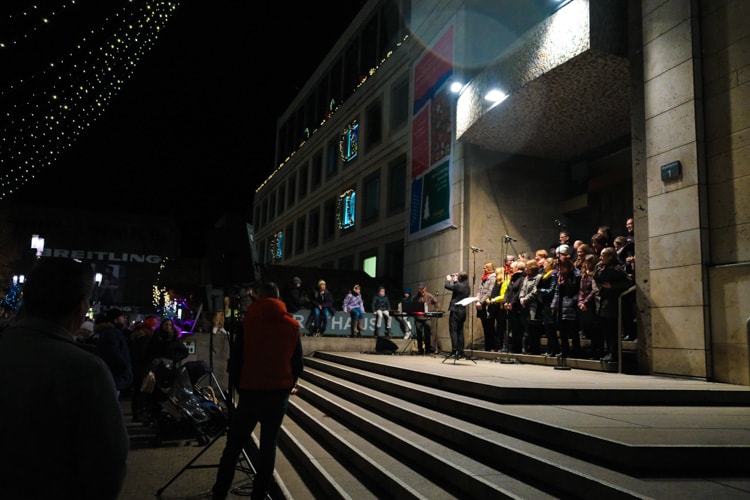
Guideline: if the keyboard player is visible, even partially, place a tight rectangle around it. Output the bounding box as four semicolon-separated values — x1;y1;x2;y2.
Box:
413;283;439;354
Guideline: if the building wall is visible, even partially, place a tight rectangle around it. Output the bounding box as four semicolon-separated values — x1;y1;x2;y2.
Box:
253;0;750;383
701;0;750;385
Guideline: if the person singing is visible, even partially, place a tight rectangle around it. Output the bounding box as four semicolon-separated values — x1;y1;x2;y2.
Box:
445;272;470;359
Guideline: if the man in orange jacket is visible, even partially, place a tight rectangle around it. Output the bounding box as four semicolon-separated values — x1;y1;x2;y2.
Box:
212;282;304;500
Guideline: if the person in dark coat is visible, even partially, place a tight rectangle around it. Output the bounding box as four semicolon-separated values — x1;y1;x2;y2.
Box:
551;258;581;358
95;307;134;398
148;317;189;365
282;276;307;313
129;315;158;421
0;257;128;499
502;260;526;354
594;247;634;362
445;271;470;358
309;280;335;335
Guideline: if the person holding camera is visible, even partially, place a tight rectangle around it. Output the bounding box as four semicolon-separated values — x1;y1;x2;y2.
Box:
445;272;470;359
212;282;303;500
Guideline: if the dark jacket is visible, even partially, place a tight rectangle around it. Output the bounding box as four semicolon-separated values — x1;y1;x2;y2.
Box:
593;261;633;319
282;285;307;313
537;269;558;325
503;271;525;308
445;279;470;312
95;322;134;391
240;297;303;391
310;288;334;311
0;317;128;499
551;270;580;322
148;327;189;365
371;293;391;312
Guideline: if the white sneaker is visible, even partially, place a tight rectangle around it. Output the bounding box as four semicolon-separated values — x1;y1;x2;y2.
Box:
403;331;411;340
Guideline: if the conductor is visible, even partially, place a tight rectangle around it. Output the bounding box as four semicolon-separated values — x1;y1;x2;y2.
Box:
445;272;470;358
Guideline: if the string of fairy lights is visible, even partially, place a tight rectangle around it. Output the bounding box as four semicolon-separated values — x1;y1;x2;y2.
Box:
0;0;180;200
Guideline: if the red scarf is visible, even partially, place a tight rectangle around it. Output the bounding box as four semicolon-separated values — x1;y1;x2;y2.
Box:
481;272;491;282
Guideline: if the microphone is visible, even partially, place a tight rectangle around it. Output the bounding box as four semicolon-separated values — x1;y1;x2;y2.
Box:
554;219;567;228
504;235;517;242
469;245;484;252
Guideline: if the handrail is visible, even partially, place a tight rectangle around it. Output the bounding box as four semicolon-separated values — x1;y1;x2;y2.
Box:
617;285;637;373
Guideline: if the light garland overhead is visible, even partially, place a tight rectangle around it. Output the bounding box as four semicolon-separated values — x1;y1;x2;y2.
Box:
0;0;180;200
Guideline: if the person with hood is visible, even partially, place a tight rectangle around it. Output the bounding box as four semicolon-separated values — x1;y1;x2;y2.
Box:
212;282;303;500
282;276;307;314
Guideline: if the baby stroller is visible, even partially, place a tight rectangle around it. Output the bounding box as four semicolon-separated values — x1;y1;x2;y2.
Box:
145;358;228;446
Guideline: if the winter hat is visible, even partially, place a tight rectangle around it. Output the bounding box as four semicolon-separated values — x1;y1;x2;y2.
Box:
403;287;411;295
417;282;426;289
292;276;302;285
556;244;571;256
142;316;159;329
79;320;94;333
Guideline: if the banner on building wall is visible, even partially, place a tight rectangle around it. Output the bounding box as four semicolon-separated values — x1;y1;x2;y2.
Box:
409;21;455;241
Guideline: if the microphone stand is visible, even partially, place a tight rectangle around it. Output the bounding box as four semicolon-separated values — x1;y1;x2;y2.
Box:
435;288;444;355
467;247;480;364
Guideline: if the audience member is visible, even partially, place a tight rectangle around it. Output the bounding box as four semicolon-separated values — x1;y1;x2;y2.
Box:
95;307;134;398
148;317;189;365
75;318;97;351
371;286;392;338
130;315;159;422
413;283;439;354
475;262;497;351
212;282;303;500
282;276;307;314
445;272;470;358
342;284;365;338
0;257;128;499
309;280;335;336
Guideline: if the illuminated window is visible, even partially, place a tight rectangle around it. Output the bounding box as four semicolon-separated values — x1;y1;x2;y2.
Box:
337;189;356;229
272;231;283;260
339;121;359;163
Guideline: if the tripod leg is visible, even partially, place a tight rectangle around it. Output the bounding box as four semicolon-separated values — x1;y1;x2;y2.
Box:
156;432;224;496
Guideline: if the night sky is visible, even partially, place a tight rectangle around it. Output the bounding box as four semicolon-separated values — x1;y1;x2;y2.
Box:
2;1;364;255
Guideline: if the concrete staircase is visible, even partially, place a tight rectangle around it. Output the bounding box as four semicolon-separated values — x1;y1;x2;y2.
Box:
264;351;750;499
